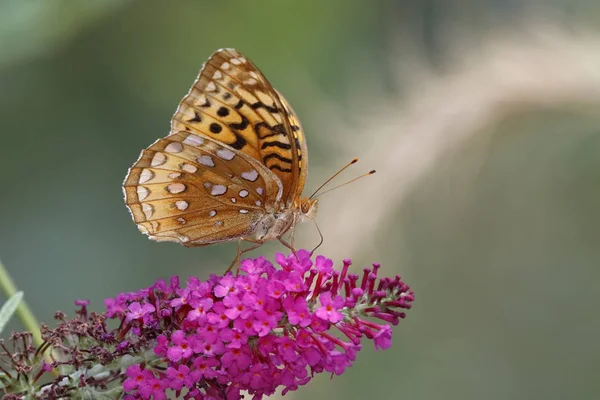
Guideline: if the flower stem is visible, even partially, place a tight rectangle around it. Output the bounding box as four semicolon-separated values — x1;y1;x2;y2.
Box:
0;258;43;347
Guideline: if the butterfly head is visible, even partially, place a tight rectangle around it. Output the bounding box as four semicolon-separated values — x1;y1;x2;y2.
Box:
297;197;318;222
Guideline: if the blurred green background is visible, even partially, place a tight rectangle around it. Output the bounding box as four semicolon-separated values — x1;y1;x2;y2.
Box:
1;1;599;399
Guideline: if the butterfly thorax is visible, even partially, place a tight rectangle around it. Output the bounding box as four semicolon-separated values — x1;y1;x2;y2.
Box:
252;197;318;241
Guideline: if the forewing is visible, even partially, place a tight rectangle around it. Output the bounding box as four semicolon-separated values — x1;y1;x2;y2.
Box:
123;131;281;246
171;48;306;205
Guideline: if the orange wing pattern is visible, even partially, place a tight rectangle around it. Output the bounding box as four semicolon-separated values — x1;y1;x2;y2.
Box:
124;49;309;247
171;48;307;205
276;90;308;204
123;131;281;246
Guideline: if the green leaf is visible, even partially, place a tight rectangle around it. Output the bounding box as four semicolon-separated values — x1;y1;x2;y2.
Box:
0;291;23;334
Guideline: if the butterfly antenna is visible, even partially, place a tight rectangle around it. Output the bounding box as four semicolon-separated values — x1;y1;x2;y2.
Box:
310;220;324;255
312;170;376;199
309;158;358;200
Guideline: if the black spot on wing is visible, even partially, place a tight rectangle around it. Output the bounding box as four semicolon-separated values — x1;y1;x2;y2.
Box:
230;132;247;150
217;107;230;117
209;123;222;133
229;115;249;131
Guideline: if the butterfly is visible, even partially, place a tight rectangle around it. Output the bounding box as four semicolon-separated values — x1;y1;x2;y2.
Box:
123;48;319;268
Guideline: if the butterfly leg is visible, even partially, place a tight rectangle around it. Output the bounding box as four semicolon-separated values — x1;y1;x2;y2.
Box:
232;239;243;272
289;214;298;249
277;236;299;260
226;238;265;273
276;215;299;259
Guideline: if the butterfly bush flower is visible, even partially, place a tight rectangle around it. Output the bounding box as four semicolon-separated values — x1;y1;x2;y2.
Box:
0;251;414;399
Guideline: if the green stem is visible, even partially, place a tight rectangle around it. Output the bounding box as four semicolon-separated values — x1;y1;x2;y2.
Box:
0;259;43;347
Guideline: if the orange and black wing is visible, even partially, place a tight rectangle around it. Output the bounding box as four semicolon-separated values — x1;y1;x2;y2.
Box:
171;48;308;206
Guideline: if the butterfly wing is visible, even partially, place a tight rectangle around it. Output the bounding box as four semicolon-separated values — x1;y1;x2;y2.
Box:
276;90;308;204
123;131;282;246
171;48;308;206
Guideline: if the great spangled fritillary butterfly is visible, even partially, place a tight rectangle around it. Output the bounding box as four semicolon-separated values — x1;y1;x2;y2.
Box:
123;48;318;264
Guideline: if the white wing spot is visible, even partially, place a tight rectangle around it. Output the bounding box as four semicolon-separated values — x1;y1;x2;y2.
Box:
239;209;249;214
215;221;224;227
216;148;235;160
230;58;242;65
231;197;236;203
181;163;198;173
239;190;249;198
255;200;262;206
256;187;264;195
183;134;204;147
151;152;166;167
209;210;217;217
175;200;189;211
177;217;186;225
249;71;259;79
243;78;258;86
150;221;159;231
241;170;259;182
137;224;149;234
168;172;181;179
239;57;247;64
139;169;154;184
180;235;190;243
137;186;149;201
198;155;215;167
212;70;223;80
211;185;227;196
165;142;183;153
221;62;230;70
206;82;217;92
167;183;186;194
142;203;154;219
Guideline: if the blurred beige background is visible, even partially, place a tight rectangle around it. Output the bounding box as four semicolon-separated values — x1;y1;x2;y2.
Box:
1;1;599;399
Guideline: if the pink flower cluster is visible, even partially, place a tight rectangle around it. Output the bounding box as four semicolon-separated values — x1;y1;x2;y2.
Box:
105;250;414;399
